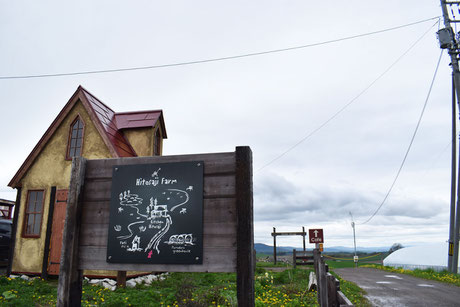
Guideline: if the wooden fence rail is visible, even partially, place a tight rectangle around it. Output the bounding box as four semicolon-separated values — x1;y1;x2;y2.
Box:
312;248;354;307
292;249;314;268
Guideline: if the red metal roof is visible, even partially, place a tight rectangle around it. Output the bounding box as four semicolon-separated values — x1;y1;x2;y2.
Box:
81;88;136;157
114;111;162;129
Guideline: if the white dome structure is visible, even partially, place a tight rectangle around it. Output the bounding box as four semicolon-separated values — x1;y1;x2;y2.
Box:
383;242;460;272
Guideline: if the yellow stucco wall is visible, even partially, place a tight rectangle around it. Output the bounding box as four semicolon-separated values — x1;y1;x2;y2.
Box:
123;127;154;157
12;101;111;274
122;123;163;156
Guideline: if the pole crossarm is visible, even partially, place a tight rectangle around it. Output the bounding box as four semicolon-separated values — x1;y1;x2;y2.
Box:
271;231;307;236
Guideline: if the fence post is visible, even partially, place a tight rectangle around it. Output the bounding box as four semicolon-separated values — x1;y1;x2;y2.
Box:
273;227;277;265
57;157;86;307
293;249;297;268
236;146;255;307
117;271;127;288
326;273;338;306
314;248;328;307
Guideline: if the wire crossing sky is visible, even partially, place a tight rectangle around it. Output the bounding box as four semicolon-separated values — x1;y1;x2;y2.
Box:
256;19;440;173
0;17;439;80
360;50;444;225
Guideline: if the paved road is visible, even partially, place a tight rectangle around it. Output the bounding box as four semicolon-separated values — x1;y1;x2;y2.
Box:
334;267;460;307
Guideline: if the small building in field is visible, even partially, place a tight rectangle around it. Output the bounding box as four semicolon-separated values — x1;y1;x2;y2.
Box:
0;199;15;219
8;86;167;277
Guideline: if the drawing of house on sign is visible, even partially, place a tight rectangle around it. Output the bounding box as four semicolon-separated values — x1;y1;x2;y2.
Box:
147;198;169;219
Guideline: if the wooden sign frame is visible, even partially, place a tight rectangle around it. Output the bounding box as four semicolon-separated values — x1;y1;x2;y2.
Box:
56;146;254;307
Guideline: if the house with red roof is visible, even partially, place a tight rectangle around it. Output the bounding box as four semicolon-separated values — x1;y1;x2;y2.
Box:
7;86;166;277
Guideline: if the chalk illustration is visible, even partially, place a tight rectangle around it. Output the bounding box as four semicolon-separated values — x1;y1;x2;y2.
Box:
107;162;203;264
152;168;161;177
113;187;191;255
164;234;194;245
127;235;142;252
119;190;147;217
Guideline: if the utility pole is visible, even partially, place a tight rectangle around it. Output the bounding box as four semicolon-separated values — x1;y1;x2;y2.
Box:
439;0;460;273
350;212;358;268
450;72;457;273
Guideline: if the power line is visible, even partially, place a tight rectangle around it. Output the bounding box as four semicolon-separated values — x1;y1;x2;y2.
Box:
359;50;444;225
0;17;439;80
256;19;440;173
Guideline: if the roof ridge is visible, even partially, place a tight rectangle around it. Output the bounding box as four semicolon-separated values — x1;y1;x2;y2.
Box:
115;110;162;115
78;85;116;113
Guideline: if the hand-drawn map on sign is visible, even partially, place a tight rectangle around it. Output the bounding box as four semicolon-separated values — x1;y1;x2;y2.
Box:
107;161;204;264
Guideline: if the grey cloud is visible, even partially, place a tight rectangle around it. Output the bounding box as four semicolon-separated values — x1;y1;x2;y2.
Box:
254;172;447;226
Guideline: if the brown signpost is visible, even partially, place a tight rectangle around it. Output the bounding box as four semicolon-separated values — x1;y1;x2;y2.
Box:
56;146;254;307
309;229;324;244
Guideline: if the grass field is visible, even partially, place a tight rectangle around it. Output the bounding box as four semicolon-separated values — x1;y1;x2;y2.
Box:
0;264;370;306
0;270;316;306
324;252;385;269
257;251;386;269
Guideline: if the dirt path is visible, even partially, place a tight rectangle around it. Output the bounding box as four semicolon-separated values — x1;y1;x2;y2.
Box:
334;267;460;307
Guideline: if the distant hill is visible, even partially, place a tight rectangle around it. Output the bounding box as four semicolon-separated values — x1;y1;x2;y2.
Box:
255;243;389;254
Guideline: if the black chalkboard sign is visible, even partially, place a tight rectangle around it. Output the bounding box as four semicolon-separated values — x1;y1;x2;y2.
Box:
106;161;204;264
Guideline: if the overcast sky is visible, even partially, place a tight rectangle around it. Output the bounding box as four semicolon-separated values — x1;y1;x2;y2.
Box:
1;1;456;249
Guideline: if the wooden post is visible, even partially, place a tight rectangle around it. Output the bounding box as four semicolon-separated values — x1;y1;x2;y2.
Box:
41;186;56;280
7;187;21;276
57;157;86;307
326;273;338;306
236;146;254;307
293;249;297;268
116;271;127;288
273;227;277;265
302;226;306;251
253;249;257;273
314;248;328;307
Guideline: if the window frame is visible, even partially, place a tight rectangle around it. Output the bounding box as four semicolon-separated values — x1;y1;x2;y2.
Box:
154;128;161;156
22;189;45;238
66;115;85;160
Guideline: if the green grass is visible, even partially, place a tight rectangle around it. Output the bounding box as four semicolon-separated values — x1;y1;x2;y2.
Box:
361;264;460;287
256;261;291;268
0;267;370;306
255;253;271;259
330;272;372;307
0;276;56;306
324;253;385;269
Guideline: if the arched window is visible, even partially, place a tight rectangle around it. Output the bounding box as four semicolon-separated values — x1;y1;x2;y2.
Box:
67;117;84;159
